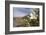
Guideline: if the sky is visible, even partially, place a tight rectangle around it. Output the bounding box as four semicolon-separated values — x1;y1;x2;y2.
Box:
13;7;32;17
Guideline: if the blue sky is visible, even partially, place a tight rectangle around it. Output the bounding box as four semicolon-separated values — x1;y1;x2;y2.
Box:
13;7;32;17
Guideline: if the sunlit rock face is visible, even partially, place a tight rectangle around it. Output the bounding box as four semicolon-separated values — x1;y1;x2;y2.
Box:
30;8;39;19
30;13;37;19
